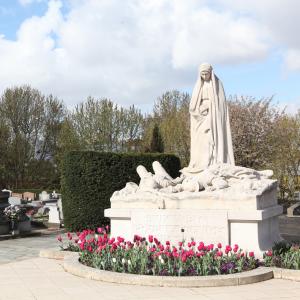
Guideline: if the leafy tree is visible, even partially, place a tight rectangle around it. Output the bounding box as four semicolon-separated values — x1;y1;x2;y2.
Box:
0;85;65;189
271;112;300;200
228;96;283;169
61;97;144;154
143;90;190;163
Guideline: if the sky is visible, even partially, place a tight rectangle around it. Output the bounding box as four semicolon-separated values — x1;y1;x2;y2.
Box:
0;0;299;113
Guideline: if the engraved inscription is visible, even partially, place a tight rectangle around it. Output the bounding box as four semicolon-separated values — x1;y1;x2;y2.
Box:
131;209;229;245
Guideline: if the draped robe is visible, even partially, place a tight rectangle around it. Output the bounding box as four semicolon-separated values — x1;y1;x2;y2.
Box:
185;71;235;174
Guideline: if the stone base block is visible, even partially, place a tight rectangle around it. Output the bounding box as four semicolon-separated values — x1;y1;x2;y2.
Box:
105;205;282;257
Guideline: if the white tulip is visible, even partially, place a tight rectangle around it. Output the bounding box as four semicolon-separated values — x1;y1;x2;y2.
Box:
127;260;131;265
112;258;116;263
122;258;126;264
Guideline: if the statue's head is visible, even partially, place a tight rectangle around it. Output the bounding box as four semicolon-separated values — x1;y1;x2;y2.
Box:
199;63;212;82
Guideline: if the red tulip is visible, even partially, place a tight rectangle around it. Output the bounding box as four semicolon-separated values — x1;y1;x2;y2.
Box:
198;242;204;251
226;245;232;252
266;250;273;257
148;235;153;243
117;236;124;243
181;254;187;262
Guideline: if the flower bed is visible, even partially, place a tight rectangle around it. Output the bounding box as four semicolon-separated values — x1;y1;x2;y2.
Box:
57;227;258;277
263;241;300;270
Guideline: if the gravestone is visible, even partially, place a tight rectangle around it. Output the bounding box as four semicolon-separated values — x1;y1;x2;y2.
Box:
23;192;35;201
287;202;300;217
8;197;21;206
11;192;22;199
39;191;49;201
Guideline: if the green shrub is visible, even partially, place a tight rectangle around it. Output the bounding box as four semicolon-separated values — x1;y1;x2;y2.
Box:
264;242;300;269
61;151;181;231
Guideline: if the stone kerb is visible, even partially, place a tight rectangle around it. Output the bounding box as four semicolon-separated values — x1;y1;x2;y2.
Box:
39;248;74;260
62;253;273;287
272;268;300;281
40;249;300;287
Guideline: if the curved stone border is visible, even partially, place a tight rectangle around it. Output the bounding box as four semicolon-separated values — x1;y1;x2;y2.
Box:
62;253;272;287
272;267;300;282
39;249;300;286
39;248;75;260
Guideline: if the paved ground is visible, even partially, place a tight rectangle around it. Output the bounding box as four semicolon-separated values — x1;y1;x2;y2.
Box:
0;234;58;264
0;257;299;300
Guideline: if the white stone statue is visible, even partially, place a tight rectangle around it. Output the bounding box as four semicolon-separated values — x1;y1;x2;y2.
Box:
112;161;275;199
110;63;276;198
182;63;235;175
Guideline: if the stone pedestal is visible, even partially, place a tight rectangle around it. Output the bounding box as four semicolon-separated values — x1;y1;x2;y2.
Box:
105;186;282;257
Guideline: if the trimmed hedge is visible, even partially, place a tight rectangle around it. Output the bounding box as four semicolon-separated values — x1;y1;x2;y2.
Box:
61;151;181;231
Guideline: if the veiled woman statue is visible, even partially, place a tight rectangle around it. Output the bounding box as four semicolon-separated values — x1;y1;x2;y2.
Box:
182;63;235;175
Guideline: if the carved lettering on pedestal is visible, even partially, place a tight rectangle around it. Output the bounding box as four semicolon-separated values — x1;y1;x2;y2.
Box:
131;209;229;245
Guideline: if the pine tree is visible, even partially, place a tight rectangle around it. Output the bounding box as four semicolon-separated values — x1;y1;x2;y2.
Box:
150;124;164;153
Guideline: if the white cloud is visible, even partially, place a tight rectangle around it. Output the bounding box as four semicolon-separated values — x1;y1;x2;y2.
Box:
217;0;300;71
284;49;300;71
0;0;298;108
0;0;271;107
171;4;268;68
18;0;44;6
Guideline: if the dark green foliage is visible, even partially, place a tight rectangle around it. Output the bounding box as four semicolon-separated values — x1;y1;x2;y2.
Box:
264;242;300;269
61;151;181;231
272;241;292;256
150;124;164;153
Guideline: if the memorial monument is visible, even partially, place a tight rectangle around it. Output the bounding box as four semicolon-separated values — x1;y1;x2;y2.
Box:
105;63;282;256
